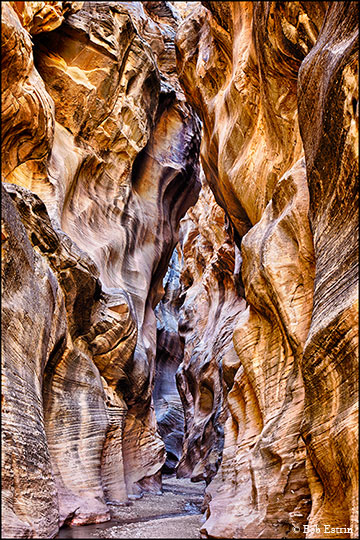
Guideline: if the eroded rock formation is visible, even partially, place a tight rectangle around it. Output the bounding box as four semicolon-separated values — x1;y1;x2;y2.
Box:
175;1;358;538
298;3;359;535
2;185;62;539
2;1;358;539
154;249;185;474
2;1;199;537
176;172;245;484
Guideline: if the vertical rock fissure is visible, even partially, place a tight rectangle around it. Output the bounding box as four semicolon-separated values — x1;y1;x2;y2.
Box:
154;248;186;475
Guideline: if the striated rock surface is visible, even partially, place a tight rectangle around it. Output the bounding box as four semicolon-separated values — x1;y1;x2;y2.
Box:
297;3;359;537
2;184;62;539
1;1;200;538
176;172;245;485
176;1;358;538
2;1;358;539
203;157;315;537
2;181;136;529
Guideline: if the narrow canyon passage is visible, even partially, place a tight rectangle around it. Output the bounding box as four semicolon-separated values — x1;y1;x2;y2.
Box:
1;2;358;540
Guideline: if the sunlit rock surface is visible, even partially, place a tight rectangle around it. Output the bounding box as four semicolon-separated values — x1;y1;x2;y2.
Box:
176;1;358;538
1;1;200;537
1;1;358;539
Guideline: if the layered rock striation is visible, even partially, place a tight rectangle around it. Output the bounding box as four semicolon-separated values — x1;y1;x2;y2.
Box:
175;1;358;538
2;1;358;539
176;172;245;485
297;3;359;536
1;1;200;537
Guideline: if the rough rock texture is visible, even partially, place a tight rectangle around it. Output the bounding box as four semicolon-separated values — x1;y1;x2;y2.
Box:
1;2;200;538
2;1;358;539
297;3;359;537
176;1;358;538
176;172;245;484
3;182;120;529
2;184;62;539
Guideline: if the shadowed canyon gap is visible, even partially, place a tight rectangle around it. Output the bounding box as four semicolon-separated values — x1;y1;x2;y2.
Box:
1;2;358;539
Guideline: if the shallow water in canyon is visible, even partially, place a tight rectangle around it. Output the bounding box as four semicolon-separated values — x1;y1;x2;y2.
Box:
56;477;206;539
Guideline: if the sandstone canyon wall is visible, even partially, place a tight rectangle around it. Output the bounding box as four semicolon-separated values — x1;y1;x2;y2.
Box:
1;1;358;540
176;171;245;485
2;1;200;537
175;1;358;538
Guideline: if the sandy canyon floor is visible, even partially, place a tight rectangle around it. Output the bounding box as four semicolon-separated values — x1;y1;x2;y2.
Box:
56;477;206;539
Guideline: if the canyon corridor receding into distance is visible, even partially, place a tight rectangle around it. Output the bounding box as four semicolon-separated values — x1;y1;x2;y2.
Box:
1;1;358;539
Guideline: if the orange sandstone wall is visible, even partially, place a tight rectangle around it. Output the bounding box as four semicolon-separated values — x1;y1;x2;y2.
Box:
175;2;358;538
1;2;200;537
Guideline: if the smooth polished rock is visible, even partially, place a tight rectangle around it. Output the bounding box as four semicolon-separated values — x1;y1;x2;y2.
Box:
2;1;358;538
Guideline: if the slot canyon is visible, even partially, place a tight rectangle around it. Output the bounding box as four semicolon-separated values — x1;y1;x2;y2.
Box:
1;1;358;539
